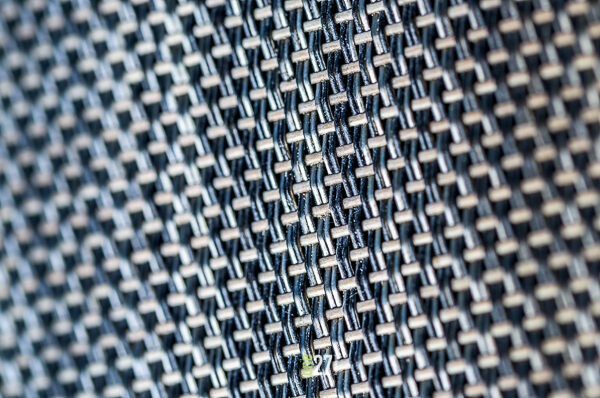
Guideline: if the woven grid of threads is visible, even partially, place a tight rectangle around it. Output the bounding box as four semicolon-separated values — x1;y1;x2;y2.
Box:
0;0;600;397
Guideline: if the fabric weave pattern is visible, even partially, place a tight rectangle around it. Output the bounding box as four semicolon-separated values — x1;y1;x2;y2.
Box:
0;0;599;397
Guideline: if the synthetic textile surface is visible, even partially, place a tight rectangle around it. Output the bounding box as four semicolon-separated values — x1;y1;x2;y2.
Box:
0;0;600;397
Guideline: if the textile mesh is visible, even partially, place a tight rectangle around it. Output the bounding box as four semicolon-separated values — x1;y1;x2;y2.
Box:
0;0;600;397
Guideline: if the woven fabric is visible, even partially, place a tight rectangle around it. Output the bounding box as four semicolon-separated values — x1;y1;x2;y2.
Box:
1;0;600;397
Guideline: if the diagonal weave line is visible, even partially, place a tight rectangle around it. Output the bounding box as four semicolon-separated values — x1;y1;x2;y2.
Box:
0;0;599;397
